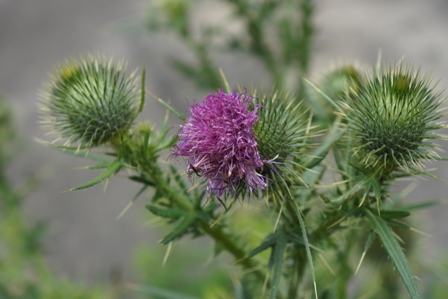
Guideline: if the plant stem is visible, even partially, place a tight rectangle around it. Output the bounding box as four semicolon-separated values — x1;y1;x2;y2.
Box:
146;158;270;288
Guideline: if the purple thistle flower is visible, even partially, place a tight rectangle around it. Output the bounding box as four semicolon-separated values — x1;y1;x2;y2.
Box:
173;89;267;197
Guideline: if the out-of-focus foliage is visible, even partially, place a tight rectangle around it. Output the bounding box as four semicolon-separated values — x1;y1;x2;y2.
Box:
0;97;116;299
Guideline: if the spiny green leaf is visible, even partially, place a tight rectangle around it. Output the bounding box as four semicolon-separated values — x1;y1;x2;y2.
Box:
285;231;305;246
42;141;113;163
146;204;186;219
68;159;123;191
169;165;190;195
355;231;376;274
366;209;420;299
303;119;344;169
160;213;197;244
248;231;279;258
129;175;154;186
269;230;287;299
369;208;411;219
385;219;410;230
294;202;318;299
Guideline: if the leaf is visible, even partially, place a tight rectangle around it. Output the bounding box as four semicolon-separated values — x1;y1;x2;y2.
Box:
248;231;279;258
156;97;184;120
400;200;440;211
67;159;123;191
370;208;411;219
294;202;318;299
84;162;114;170
366;210;420;299
385;219;410;230
146;204;186;219
129;175;154;186
160;213;197;244
269;231;287;299
138;65;146;114
355;231;376;274
40;141;113;163
303;119;344;169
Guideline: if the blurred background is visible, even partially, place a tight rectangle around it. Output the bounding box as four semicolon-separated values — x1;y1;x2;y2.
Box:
1;0;448;295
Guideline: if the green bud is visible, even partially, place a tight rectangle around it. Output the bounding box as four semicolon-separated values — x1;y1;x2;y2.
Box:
39;56;140;147
347;64;445;176
309;64;362;123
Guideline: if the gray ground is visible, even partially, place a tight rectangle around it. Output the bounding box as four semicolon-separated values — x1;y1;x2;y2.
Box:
1;0;448;285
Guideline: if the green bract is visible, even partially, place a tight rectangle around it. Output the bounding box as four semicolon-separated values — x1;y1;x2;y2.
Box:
40;56;140;147
254;91;314;202
347;65;445;176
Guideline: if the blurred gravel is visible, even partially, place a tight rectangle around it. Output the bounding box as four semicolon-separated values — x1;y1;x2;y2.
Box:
1;0;447;284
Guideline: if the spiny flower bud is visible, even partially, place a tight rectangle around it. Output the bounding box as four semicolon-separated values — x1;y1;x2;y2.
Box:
347;64;445;176
39;56;140;147
309;64;361;124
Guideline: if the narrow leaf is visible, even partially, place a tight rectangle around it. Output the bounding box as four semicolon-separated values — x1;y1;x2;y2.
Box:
355;231;376;274
84;162;113;170
68;159;123;191
294;202;318;299
161;213;196;244
269;231;287;299
248;232;279;258
156;97;184;120
303;120;344;169
366;210;420;299
138;65;146;114
129;175;154;186
40;141;113;163
146;204;186;219
116;185;148;220
370;208;411;219
385;219;410;230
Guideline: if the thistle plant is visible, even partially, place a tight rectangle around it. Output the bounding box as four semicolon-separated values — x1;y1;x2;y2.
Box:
36;2;448;299
38;51;448;298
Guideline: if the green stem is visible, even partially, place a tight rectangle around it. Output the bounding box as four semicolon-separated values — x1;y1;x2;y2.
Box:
286;249;306;299
146;158;269;287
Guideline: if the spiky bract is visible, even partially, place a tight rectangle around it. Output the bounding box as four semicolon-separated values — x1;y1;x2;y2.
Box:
254;91;314;201
40;56;139;147
347;65;445;175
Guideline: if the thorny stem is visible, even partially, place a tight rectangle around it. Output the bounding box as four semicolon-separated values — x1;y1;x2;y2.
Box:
145;157;269;288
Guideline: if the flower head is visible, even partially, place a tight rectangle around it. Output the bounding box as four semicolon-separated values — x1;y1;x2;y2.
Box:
172;90;266;197
39;56;140;147
347;64;445;176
